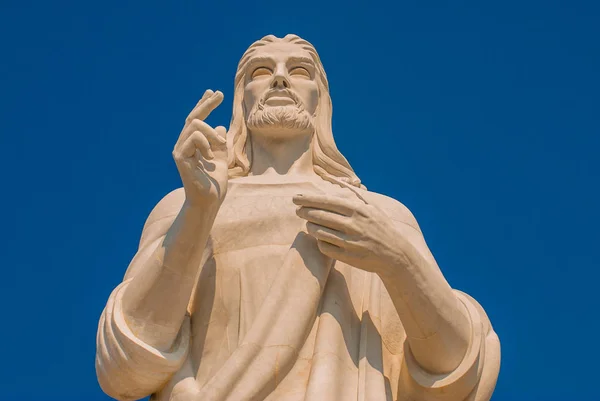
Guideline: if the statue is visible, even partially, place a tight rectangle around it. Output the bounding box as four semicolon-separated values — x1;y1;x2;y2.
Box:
96;34;500;401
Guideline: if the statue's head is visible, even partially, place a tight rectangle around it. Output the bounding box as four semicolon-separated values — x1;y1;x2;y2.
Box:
227;34;362;188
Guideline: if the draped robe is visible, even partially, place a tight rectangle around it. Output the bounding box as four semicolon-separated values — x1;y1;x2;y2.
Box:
96;179;500;401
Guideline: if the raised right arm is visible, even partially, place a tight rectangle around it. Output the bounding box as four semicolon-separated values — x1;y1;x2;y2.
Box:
96;90;230;401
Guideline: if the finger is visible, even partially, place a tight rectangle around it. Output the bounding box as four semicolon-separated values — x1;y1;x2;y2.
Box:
177;119;226;154
214;125;227;141
185;90;224;125
179;91;224;144
186;89;213;120
180;131;213;159
293;194;358;216
191;89;214;112
180;90;214;138
318;171;369;204
213;126;229;157
317;240;345;260
306;222;348;248
187;119;227;146
296;207;354;233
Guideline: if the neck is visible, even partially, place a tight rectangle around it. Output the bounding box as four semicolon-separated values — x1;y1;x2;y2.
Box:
248;130;317;178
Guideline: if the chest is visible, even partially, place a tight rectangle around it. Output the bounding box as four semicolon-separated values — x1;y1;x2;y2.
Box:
209;182;322;255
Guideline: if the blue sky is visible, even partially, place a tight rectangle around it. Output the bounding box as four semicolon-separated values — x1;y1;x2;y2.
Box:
1;1;598;400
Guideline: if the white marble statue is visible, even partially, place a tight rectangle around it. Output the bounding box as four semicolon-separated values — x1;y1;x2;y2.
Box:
96;34;500;401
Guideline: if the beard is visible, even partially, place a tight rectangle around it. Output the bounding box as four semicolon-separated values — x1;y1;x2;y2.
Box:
246;90;315;134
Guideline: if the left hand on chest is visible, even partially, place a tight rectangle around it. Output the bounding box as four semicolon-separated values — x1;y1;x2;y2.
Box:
293;193;412;276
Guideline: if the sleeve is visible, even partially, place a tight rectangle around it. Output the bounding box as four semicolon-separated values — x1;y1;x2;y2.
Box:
95;280;191;401
399;291;501;401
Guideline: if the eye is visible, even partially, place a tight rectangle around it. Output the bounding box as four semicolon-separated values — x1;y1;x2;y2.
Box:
251;67;272;80
290;67;311;79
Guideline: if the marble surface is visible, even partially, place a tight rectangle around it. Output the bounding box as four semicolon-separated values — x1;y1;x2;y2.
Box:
96;34;500;401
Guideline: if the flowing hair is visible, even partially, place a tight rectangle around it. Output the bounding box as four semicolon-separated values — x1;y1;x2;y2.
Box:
227;34;363;188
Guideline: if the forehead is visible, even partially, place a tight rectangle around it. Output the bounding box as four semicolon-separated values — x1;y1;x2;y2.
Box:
248;42;313;63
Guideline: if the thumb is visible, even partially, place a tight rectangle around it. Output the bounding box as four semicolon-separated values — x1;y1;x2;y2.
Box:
215;125;227;140
213;126;229;157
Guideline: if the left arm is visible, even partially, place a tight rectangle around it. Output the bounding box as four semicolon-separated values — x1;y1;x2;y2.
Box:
294;193;470;374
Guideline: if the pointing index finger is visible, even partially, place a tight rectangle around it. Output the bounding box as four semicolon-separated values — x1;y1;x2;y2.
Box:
186;90;224;123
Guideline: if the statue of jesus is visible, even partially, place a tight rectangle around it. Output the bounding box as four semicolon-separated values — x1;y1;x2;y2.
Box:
96;34;500;401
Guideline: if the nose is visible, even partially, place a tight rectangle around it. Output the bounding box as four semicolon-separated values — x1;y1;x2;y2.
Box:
270;66;290;89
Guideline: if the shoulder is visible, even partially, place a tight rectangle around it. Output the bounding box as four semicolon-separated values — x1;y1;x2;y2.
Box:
138;187;186;248
142;187;186;229
356;188;422;233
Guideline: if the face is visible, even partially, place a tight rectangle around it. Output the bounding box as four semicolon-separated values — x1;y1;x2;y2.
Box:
243;42;320;137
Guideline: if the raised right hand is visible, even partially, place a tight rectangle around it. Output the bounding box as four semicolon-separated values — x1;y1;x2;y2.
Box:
172;90;229;208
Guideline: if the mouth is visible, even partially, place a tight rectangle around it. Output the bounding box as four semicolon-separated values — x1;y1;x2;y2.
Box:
262;90;298;107
264;96;296;106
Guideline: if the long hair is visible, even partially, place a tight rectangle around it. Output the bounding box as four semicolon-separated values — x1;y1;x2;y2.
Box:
227;34;363;188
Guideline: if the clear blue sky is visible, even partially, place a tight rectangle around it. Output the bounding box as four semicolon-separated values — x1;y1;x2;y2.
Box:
1;1;598;400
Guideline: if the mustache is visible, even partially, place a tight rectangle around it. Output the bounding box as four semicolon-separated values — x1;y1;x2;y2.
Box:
258;89;304;108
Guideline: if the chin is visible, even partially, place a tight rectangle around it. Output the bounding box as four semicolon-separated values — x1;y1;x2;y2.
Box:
250;126;314;142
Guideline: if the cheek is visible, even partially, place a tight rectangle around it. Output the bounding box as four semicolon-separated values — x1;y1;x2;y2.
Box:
243;81;265;112
299;83;319;114
243;87;257;112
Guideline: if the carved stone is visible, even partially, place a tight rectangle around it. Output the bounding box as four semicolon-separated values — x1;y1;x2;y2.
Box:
96;34;500;401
